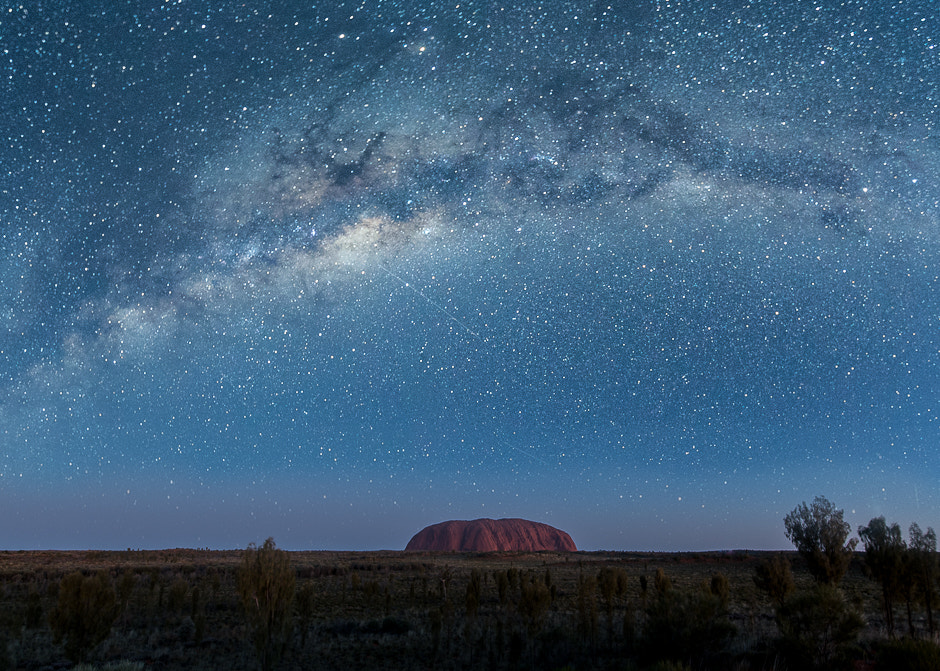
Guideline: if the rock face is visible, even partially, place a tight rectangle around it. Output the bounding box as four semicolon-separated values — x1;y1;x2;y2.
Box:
405;518;576;552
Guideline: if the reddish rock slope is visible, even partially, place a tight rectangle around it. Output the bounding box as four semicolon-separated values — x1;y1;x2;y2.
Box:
405;518;576;552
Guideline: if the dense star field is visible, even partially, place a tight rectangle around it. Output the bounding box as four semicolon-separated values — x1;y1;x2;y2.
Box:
1;1;937;550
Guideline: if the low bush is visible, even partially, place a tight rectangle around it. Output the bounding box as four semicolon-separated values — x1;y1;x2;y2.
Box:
641;584;735;667
775;584;864;670
48;571;119;664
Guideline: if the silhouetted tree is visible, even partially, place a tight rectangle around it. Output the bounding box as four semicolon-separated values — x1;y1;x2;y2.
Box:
784;495;857;585
858;516;906;637
49;571;118;664
908;522;938;637
237;538;296;671
899;551;917;636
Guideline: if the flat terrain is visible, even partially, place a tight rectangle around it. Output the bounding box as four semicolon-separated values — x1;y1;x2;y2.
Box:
0;548;924;670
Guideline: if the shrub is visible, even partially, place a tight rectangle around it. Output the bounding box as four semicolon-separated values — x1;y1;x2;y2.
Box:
775;584;864;670
641;586;735;666
296;581;316;647
753;555;795;606
496;571;509;605
167;577;189;616
653;568;671;596
116;570;135;616
577;573;598;645
48;571;119;663
237;538;295;671
24;586;43;629
709;572;730;609
518;577;551;635
598;567;626;609
465;569;482;619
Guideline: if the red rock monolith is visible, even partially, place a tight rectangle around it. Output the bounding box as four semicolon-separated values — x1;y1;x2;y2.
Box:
405;518;576;552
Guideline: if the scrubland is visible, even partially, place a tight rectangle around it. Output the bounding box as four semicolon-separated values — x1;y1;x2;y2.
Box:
1;546;938;670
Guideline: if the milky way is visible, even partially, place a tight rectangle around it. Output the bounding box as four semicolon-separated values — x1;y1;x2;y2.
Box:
1;1;937;550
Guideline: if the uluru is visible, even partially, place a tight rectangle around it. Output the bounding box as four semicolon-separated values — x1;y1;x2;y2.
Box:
405;518;577;552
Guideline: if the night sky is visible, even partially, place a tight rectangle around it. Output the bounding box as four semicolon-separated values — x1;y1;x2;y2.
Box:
1;1;937;551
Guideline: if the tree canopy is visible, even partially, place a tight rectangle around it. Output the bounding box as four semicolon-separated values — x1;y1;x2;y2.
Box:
858;516;906;636
783;495;857;585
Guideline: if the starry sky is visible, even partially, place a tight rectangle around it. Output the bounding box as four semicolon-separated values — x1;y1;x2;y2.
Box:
1;0;937;551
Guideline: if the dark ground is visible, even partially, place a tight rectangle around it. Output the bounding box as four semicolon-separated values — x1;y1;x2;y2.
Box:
0;548;933;670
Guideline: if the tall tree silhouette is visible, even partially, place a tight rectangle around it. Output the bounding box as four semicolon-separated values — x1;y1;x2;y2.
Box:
784;496;857;585
858;516;905;637
908;523;938;637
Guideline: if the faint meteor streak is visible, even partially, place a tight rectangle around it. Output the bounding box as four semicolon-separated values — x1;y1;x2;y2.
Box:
376;263;485;342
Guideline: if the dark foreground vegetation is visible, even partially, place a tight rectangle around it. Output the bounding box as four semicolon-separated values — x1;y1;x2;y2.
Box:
1;498;938;671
